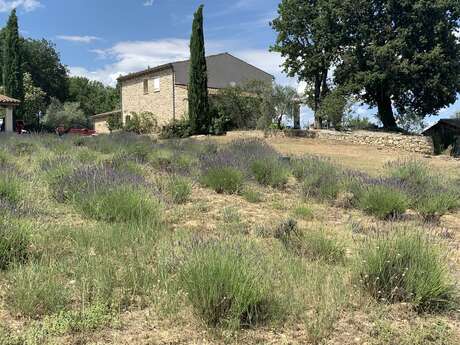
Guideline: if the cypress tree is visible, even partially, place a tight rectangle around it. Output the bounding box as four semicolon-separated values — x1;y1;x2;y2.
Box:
188;5;209;134
3;9;23;123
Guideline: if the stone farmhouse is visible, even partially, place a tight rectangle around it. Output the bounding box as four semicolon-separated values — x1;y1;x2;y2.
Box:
92;53;273;133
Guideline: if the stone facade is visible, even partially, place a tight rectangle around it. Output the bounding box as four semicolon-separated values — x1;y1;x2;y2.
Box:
117;53;274;129
121;67;175;126
174;85;189;120
93;117;110;134
121;74;227;127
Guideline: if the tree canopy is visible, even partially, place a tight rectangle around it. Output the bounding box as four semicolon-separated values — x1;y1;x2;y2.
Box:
0;10;120;129
43;98;86;130
271;0;343;128
23;72;46;128
272;0;460;130
21;38;69;102
68;76;120;117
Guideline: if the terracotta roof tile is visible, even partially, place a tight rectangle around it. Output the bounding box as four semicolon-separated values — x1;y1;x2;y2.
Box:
0;94;20;105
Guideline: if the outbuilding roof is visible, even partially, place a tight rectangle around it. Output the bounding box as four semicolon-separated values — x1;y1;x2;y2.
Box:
423;119;460;134
117;53;274;89
0;94;20;106
91;109;122;119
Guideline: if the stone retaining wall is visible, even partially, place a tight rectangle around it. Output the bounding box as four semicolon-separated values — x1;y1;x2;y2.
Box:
225;129;434;155
310;130;434;155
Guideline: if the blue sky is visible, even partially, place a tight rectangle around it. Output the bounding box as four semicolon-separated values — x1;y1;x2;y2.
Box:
0;0;458;126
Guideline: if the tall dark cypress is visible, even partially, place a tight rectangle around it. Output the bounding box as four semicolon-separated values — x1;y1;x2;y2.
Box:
3;9;23;122
188;5;209;134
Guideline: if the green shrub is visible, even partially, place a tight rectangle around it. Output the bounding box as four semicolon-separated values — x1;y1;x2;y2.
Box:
292;205;314;220
276;222;344;264
148;148;173;169
179;243;275;328
301;229;345;264
291;156;337;181
0;326;23;345
0;176;21;205
76;147;99;164
41;303;113;335
241;187;263;203
372;319;454;345
107;113;123;132
301;171;342;201
356;230;456;311
358;185;408;219
7;263;70;317
11;141;37;156
125;143;153;163
414;192;459;220
159;118;191;139
251;158;289;188
0;149;12;165
124;112;158;134
167;176;192;204
69;226;157;310
76;186;161;224
43;99;86;130
0;220;29;270
388;159;431;188
221;207;241;223
291;157;343;201
201;167;244;194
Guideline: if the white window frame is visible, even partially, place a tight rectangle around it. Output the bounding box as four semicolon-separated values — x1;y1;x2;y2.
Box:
152;77;160;92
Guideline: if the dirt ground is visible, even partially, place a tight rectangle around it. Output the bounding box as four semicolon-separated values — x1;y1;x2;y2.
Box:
211;133;460;177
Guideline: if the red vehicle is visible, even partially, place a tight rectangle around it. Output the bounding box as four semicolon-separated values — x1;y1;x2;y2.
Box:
68;127;97;136
56;124;96;136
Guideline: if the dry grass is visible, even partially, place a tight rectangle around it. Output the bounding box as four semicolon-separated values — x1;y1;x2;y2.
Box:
211;134;459;176
0;132;459;345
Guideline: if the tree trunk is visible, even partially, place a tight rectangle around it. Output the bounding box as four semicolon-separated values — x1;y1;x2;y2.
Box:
313;75;322;129
320;69;329;99
277;115;283;129
376;92;397;130
293;103;301;129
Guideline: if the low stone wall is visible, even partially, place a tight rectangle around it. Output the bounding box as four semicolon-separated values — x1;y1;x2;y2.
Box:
311;130;434;155
225;129;434;155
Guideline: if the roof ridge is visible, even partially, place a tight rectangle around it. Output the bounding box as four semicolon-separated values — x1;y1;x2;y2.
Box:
117;52;274;82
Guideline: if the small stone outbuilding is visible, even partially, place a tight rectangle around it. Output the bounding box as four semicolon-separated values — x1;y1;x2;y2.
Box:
422;119;460;155
0;94;21;132
91;110;122;134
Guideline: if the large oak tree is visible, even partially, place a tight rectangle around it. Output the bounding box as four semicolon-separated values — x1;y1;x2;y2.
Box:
271;0;344;128
272;0;460;130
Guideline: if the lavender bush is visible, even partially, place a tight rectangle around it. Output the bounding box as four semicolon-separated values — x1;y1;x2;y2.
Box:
199;138;278;176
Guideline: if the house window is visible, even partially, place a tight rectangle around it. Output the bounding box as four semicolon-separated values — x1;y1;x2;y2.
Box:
143;79;149;94
153;77;160;92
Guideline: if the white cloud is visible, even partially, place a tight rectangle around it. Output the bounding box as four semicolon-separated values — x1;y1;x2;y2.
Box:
57;35;101;44
0;0;41;12
69;38;295;88
143;0;154;6
70;39;192;85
